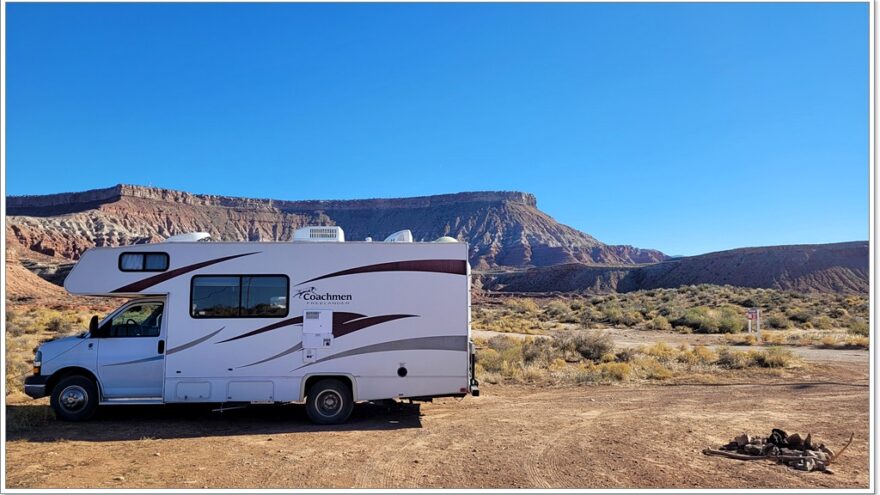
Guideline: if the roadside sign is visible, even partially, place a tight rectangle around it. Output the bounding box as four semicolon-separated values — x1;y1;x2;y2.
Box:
746;308;761;338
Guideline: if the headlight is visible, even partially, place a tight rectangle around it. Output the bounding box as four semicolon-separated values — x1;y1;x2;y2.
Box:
33;351;42;375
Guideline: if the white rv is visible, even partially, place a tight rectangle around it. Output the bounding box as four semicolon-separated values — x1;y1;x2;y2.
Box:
25;227;479;424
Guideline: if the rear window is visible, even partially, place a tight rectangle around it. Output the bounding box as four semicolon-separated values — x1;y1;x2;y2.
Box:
119;253;169;272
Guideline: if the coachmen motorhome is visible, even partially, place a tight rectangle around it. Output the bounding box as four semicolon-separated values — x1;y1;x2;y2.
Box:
24;227;479;424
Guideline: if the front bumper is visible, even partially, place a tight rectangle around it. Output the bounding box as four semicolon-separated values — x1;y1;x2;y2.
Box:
24;375;48;399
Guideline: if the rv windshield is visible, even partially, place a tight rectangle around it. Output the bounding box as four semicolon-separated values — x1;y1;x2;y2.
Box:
97;302;164;338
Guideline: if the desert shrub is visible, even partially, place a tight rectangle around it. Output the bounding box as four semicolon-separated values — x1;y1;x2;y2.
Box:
487;335;517;352
716;347;751;369
561;332;614;362
549;357;568;371
752;347;796;368
634;356;672;380
599;362;632;381
544;300;572;319
848;318;869;337
648;315;672;331
767;314;792;329
717;307;745;333
644;342;677;362
843;336;869;349
692;345;718;364
622;311;643;326
812;315;834;330
819;336;838;348
828;307;849;319
677;351;698;366
520;364;545;382
761;331;786;345
503;298;539;314
521;337;556;364
48;316;76;333
726;333;757;346
477;348;503;372
569;300;584;311
786;307;813;324
615;348;635;362
677;307;720;333
602;305;624;326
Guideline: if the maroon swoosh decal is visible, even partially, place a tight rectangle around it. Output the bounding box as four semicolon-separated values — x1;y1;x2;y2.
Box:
298;259;466;285
217;316;304;343
111;252;259;293
217;312;367;344
233;313;419;367
333;312;369;327
334;314;417;338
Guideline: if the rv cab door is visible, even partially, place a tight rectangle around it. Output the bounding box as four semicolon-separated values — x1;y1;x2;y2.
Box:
94;300;166;399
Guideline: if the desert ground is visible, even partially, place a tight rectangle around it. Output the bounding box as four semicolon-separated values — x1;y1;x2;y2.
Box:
5;329;869;489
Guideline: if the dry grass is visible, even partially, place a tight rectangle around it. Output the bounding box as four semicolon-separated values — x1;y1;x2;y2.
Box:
476;285;869;341
475;332;802;386
5;306;97;399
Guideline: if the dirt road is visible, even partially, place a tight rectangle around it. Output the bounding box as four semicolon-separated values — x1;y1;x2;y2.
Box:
5;363;869;489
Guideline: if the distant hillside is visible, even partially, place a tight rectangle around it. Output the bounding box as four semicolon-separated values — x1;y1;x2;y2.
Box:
481;241;869;294
6;184;666;270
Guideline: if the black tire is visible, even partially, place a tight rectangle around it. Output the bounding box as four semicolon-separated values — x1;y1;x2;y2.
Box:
50;375;99;421
305;378;353;425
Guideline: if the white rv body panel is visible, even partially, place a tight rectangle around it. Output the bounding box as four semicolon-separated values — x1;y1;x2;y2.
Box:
59;240;473;405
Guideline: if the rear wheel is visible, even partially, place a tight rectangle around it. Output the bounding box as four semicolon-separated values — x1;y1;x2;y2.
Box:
305;379;353;425
50;375;99;421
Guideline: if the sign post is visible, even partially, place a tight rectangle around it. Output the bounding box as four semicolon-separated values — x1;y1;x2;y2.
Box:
746;308;760;338
757;309;761;340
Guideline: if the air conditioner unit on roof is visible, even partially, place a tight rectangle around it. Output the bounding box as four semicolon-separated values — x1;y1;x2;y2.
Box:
293;226;345;242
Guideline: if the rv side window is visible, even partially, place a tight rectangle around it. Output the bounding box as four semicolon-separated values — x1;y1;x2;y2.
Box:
241;276;288;317
190;275;289;318
191;276;241;318
119;252;169;272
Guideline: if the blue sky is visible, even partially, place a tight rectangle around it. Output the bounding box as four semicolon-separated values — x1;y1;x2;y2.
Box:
6;3;869;256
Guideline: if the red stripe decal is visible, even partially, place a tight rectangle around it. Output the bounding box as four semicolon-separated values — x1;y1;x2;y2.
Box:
111;252;259;293
298;259;466;285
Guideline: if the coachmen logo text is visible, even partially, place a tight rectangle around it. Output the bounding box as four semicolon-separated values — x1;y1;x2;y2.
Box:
294;287;352;304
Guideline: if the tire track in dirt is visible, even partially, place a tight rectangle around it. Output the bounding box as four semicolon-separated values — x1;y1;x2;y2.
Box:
353;429;419;487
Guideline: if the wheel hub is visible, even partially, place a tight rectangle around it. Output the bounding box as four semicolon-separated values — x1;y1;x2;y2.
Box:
59;385;87;412
316;390;342;417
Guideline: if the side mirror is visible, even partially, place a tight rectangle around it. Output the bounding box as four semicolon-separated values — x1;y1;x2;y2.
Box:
89;315;99;335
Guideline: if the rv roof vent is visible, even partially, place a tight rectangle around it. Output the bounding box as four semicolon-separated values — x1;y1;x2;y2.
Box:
293;226;345;242
164;232;211;243
384;229;413;243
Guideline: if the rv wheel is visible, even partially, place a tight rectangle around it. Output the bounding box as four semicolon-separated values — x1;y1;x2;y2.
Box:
306;379;353;425
50;375;99;421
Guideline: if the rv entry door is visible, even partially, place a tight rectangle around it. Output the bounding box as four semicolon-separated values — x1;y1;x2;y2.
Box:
95;301;166;399
302;310;333;363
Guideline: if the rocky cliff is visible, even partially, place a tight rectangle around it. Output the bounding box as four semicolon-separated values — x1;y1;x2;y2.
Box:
6;185;667;270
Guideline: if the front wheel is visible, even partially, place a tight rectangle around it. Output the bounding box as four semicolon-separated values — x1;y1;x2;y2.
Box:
50;375;99;421
305;379;353;425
